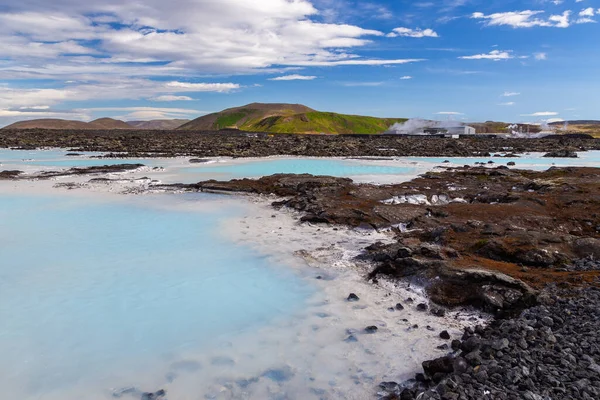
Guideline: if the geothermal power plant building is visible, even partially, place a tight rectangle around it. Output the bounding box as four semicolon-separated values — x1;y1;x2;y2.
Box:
387;124;476;137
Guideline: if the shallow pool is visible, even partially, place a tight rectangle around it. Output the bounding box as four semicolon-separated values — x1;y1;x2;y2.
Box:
0;193;312;399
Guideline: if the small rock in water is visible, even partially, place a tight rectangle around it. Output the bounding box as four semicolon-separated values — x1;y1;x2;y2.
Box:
112;387;138;398
416;303;428;311
347;293;360;301
395;302;404;310
345;334;358;343
365;325;378;333
262;366;294;382
440;330;451;340
141;389;166;400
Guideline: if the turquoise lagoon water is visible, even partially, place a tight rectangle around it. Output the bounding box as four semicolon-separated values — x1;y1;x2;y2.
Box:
0;193;313;398
0;148;161;168
405;151;600;170
186;157;417;179
2;149;599;183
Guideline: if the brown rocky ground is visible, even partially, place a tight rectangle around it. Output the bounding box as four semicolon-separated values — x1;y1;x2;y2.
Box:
167;166;600;315
1;129;600;157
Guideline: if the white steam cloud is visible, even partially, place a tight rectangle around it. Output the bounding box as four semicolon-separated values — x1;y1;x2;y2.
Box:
386;118;464;135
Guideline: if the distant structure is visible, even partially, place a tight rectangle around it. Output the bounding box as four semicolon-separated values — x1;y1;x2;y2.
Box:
385;119;476;137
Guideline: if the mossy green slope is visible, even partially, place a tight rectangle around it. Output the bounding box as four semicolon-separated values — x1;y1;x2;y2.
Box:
178;103;407;134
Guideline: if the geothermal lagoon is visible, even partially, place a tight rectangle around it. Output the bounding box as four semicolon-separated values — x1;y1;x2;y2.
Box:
1;149;598;399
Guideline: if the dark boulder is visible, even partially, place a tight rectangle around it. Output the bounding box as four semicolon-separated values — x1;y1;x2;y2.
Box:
543;150;578;158
347;293;360;302
422;356;454;376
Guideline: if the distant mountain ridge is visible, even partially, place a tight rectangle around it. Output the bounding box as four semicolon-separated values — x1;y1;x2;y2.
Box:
3;118;189;130
178;102;407;134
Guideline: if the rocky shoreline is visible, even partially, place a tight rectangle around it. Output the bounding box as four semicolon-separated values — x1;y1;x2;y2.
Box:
2;129;600;158
380;286;600;400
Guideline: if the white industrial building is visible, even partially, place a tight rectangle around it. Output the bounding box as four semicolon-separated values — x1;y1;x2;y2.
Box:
385;119;477;137
446;126;476;136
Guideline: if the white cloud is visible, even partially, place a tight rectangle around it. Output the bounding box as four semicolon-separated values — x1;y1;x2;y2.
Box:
149;95;193;101
400;76;413;80
472;10;571;28
499;102;515;106
521;111;559;116
288;58;424;66
503;91;520;97
387;27;439;38
83;106;202;120
534;52;547;60
576;17;596;23
0;79;239;112
549;11;571;27
575;8;597;24
436;111;463;115
269;74;317;81
459;50;513;60
0;0;406;78
164;82;240;92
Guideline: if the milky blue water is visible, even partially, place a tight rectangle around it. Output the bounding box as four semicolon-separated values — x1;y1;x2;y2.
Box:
405;151;600;170
2;149;599;183
0;193;312;398
186;158;417;179
0;149;162;168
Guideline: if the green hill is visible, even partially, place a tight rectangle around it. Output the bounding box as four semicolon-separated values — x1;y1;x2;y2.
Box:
178;103;407;134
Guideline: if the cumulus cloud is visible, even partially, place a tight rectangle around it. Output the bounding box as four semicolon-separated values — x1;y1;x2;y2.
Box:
471;10;571;28
268;74;317;81
576;7;598;23
0;0;412;76
534;52;547;60
400;76;413;80
387;27;439;38
503;91;520;97
459;50;514;60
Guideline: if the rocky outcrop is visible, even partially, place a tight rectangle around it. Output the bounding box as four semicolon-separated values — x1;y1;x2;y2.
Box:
0;170;23;180
182;167;600;315
544;149;578;158
2;164;144;180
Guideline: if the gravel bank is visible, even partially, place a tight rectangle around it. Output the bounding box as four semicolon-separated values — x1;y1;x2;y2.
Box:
380;286;600;400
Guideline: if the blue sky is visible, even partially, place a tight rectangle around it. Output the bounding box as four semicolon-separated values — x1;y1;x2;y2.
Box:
0;0;599;127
